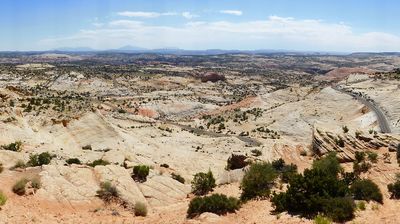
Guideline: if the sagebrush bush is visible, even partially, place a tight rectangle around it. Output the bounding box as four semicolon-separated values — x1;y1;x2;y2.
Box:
240;162;277;201
187;194;240;218
27;152;53;167
132;165;150;182
12;160;26;169
96;181;118;203
0;191;7;206
226;154;248;170
88;159;110;167
191;170;216;196
12;178;29;195
171;173;185;184
31;178;41;190
66;158;81;165
0;163;3;173
351;179;383;203
134;201;148;216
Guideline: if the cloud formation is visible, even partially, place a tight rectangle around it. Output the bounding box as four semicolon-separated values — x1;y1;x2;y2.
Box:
117;11;177;18
220;10;243;16
39;16;400;52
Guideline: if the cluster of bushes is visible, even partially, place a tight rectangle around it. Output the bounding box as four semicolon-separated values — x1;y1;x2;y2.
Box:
132;165;150;182
12;177;41;196
270;153;383;222
353;151;374;174
1;141;22;152
187;194;240;218
27;152;53;167
171;173;185;184
66;158;81;165
226;154;248;170
88;159;110;167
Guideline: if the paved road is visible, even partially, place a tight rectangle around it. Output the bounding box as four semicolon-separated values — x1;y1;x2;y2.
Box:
332;86;391;133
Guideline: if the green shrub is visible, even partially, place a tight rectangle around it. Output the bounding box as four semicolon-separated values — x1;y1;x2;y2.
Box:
12;178;29;195
187;194;240;218
82;145;92;150
134;202;148;217
171;173;185;184
353;161;371;175
271;169;349;218
271;154;355;222
66;158;81;165
350;179;383;203
388;175;400;199
0;191;7;206
1;141;22;152
313;214;332;224
272;159;297;183
240;162;277;201
132;165;150;182
312;152;342;177
357;201;366;211
27;152;53;167
355;151;366;163
322;197;355;222
88;159;110;167
226;154;248;170
31;178;41;190
367;151;378;163
342;126;349;133
96;181;118;203
191;170;216;196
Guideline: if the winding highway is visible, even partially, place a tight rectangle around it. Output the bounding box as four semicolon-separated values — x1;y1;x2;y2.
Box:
332;86;391;133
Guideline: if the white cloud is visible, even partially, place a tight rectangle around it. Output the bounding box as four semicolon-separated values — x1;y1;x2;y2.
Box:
182;12;198;19
117;11;177;18
38;16;400;52
220;10;243;16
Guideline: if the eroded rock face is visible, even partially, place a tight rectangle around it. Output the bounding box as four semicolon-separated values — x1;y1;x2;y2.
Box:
312;126;400;162
139;174;191;207
200;72;226;83
94;165;147;206
38;165;99;202
38;164;191;208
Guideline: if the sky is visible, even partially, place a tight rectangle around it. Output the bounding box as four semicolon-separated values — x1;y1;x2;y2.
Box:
1;0;400;52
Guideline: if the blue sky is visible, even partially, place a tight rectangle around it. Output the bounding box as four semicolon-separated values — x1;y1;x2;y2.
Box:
1;0;400;51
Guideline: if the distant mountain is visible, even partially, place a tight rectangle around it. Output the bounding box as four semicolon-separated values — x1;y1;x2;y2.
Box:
13;46;375;56
53;47;97;52
112;45;148;52
350;52;400;57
